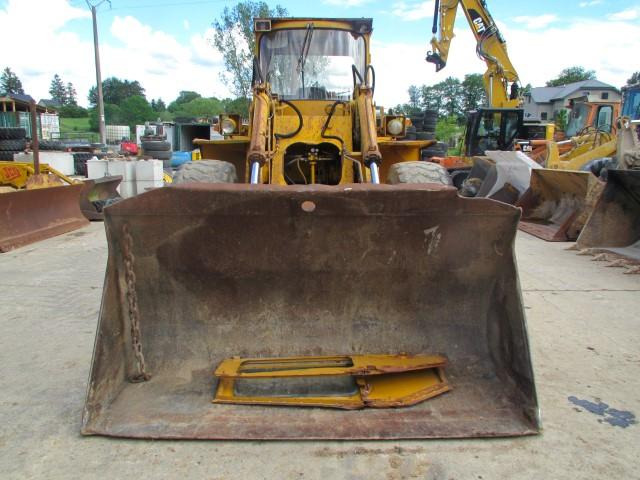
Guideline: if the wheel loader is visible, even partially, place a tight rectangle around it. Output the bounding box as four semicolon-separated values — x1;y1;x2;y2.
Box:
573;85;640;269
82;17;539;440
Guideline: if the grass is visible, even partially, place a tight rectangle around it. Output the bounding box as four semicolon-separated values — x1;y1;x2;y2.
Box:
58;116;99;143
59;116;91;133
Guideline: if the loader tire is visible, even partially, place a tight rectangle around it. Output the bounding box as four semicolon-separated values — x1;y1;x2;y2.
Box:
387;161;452;186
0;139;26;151
173;160;237;184
415;131;435;141
0;127;26;140
0;150;20;161
142;140;171;151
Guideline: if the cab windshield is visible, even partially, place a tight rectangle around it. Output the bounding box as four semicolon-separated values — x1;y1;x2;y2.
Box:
566;103;590;137
259;27;366;100
622;89;640;120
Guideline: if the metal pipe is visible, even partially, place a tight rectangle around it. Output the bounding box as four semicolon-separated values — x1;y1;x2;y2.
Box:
29;101;40;174
369;162;380;184
89;3;106;145
250;162;261;184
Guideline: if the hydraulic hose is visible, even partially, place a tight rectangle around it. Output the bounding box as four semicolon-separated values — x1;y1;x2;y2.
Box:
275;99;303;139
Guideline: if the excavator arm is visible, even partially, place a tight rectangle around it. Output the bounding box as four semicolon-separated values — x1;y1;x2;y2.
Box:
427;0;520;108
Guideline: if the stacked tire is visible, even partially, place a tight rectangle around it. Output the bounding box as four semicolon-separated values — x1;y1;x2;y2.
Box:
407;109;437;141
141;136;172;168
73;152;94;176
421;142;448;160
0;127;27;161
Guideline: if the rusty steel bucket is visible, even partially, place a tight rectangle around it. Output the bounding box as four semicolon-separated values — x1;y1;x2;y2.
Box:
575;170;640;263
81;183;540;439
78;176;123;221
516;169;604;241
0;184;89;253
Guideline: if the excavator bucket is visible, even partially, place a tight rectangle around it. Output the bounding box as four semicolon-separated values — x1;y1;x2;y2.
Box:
575;170;640;263
516;169;604;241
78;175;123;221
0;184;89;253
81;183;539;440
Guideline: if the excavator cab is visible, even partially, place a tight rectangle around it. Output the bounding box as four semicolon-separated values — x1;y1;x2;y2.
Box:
463;108;523;156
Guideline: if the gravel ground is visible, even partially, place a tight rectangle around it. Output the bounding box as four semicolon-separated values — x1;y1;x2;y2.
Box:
0;223;638;479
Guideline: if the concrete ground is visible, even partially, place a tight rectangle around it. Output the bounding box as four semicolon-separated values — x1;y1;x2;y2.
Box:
0;223;638;479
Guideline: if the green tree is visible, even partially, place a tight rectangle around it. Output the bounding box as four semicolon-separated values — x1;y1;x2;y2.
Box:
212;1;287;99
119;95;155;130
627;72;640;85
176;97;224;118
461;74;486;112
65;82;77;106
408;85;421;112
88;77;146;106
151;98;166;112
438;77;463;118
89;104;122;131
435;115;463;147
222;97;251;117
546;66;596;87
1;67;25;95
49;74;66;105
420;85;443;114
554;109;568;132
168;91;202;112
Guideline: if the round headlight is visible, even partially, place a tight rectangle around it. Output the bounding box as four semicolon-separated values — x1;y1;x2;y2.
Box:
221;117;237;134
387;118;404;136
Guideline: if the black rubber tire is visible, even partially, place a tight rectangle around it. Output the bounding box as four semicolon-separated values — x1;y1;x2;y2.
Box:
0;127;26;140
415;132;436;141
421;142;448;159
450;169;470;189
0;150;20;161
142;140;171;151
73;152;93;176
409;115;423;131
580;157;613;178
151;150;172;161
387;161;452;185
0;139;26;151
173;160;237;184
39;140;64;151
423;109;438;121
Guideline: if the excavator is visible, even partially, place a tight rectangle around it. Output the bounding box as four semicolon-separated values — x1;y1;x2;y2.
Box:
425;0;623;242
82;17;539;440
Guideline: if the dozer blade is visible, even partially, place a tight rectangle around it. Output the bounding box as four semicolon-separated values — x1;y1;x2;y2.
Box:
78;175;123;221
81;184;539;440
516;169;604;241
0;184;89;253
575;170;640;263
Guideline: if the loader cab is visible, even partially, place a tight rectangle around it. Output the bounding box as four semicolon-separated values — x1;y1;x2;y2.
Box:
565;98;620;137
463;108;523;157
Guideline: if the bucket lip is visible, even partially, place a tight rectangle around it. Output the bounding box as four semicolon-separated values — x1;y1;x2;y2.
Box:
103;182;522;218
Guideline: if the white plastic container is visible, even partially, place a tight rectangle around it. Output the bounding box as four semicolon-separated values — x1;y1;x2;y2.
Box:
118;182;137;198
87;158;108;179
136;180;164;193
15;151;74;176
135;159;163;181
108;160;136;181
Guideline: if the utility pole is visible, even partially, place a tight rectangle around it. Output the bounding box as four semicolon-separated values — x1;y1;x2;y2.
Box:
87;0;110;145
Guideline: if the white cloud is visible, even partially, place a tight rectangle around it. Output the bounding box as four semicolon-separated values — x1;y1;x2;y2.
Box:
391;1;435;21
607;7;640;21
513;14;557;29
323;0;369;5
370;18;640;108
0;0;230;106
579;0;602;7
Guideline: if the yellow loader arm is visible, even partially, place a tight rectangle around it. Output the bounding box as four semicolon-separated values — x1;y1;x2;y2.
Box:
427;0;521;108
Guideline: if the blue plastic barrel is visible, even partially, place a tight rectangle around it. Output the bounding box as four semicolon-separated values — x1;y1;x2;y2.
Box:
171;151;192;168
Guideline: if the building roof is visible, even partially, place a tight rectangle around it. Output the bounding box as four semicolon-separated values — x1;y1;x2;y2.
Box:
529;80;619;103
38;99;61;109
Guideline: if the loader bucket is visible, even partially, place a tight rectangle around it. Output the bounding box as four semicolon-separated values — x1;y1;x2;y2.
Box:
78;175;123;221
575;170;640;263
516;169;604;241
0;184;89;253
81;184;539;440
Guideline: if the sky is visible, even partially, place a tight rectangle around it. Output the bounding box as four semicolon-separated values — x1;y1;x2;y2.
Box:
1;0;639;108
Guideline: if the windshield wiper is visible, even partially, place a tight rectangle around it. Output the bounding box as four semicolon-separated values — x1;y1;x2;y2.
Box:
296;23;314;98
